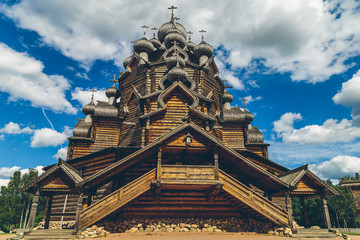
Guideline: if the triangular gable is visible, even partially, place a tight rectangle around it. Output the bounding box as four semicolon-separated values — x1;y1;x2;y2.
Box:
279;164;338;196
82;123;289;191
23;159;83;195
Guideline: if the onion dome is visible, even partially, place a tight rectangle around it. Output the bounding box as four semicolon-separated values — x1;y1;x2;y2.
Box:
82;101;95;116
186;41;196;51
193;41;214;58
164;28;186;49
166;55;185;69
106;84;120;99
247;126;264;143
158;21;187;43
133;37;155;54
167;65;188;82
223;90;234;104
150;37;161;49
244;109;254;122
123;56;132;69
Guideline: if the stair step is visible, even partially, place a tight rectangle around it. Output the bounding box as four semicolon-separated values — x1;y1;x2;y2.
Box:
295;229;337;238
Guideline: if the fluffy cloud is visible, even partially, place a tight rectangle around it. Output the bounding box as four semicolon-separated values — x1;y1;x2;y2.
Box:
71;87;107;106
273;113;360;144
310;155;360;179
53;147;68;160
0;165;44;187
31;126;72;148
2;0;360;84
273;112;302;134
243;95;262;104
0;43;77;114
0;122;33;134
333;70;360;125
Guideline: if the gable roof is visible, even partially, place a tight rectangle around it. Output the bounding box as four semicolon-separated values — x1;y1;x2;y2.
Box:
82;122;290;192
341;179;360;188
23;159;83;195
278;164;338;196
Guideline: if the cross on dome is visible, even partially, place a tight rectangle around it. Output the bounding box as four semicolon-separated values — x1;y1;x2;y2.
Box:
187;31;193;41
172;16;180;28
199;29;206;42
110;74;117;85
241;97;247;110
222;79;233;89
141;25;149;37
151;27;158;38
89;89;97;102
168;5;177;20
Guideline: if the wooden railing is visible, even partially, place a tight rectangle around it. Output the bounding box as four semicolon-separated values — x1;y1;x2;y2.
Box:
80;168;156;229
219;170;289;226
158;165;216;180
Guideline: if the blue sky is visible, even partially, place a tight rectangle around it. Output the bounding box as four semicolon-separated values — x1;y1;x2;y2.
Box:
0;0;360;186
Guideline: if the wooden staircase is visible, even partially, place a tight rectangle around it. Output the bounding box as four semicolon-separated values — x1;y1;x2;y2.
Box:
219;170;289;227
80;168;156;229
23;229;75;240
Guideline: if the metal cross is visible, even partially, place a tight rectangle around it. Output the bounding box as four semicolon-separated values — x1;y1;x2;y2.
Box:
199;29;206;41
151;27;158;38
168;5;177;20
90;89;97;102
241;97;247;110
110;74;117;84
141;25;149;37
171;40;178;48
187;31;193;41
172;16;180;28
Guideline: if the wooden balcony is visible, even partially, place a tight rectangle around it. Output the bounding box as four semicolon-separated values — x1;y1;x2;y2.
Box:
155;165;222;190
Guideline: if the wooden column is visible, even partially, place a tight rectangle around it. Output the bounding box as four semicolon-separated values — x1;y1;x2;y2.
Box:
214;149;219;180
156;146;162;179
44;194;53;229
285;191;294;229
74;193;84;233
321;193;331;229
300;196;309;228
27;190;40;230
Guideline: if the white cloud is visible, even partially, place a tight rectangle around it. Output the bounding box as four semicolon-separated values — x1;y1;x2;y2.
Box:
273;113;360;144
0;179;10;187
31;126;72;148
53;147;68;160
0;121;33;134
0;166;21;178
309;155;360;179
0;43;77;114
0;166;44;187
71;87;107;106
3;0;358;83
333;69;360;125
273;112;303;134
243;95;262;104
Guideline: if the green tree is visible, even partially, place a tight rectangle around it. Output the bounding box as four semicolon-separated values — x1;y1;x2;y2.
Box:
0;169;46;233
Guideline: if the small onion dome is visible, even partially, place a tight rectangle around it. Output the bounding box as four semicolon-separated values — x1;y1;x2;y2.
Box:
166;55;185;69
106;84;120;99
244;109;254;122
186;41;196;51
158;21;187;43
82;101;95;116
193;41;214;58
223;90;234;104
167;65;188;82
150;37;161;49
164;28;186;49
247;126;264;143
123;55;132;69
133;37;155;54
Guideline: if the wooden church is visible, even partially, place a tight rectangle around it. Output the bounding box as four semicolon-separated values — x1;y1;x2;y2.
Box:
23;7;338;234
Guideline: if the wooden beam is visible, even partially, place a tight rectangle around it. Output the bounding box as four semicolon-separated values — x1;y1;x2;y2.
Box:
44;194;53;229
285;191;294;229
27;190;40;230
321;193;331;229
75;193;83;233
